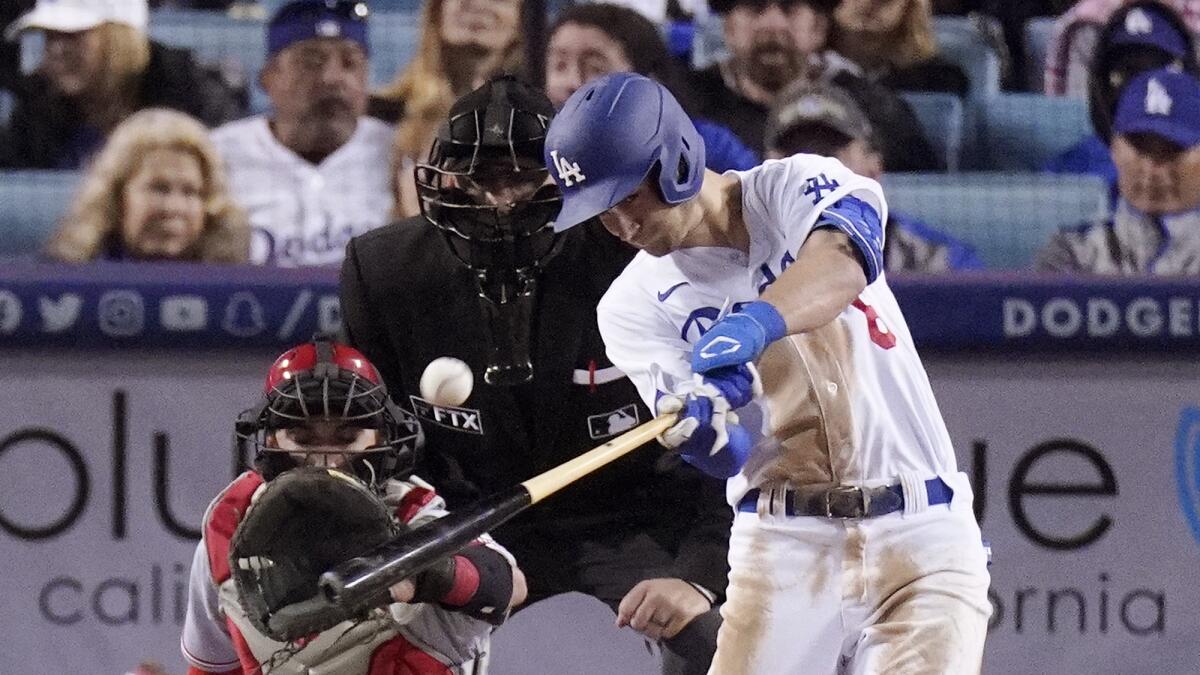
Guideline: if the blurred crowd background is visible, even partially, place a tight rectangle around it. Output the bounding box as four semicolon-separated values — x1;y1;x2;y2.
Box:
2;0;1200;275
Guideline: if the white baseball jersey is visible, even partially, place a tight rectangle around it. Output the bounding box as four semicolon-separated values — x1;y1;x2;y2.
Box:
598;155;959;505
210;116;395;267
181;472;509;674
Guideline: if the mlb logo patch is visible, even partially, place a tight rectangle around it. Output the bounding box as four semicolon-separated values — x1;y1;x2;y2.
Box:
588;405;639;440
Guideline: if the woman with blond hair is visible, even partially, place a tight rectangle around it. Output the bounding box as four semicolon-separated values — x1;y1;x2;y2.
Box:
46;108;249;263
2;0;241;169
830;0;969;95
369;0;528;217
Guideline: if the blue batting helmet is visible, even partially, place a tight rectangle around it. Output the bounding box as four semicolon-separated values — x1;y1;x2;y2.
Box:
544;72;705;233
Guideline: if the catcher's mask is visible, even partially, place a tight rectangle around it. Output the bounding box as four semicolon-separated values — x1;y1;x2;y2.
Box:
416;76;563;386
236;336;422;487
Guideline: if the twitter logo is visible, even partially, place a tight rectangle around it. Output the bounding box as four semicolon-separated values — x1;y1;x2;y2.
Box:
39;294;82;333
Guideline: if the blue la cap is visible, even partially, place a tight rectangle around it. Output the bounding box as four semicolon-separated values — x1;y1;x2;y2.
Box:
1107;5;1189;59
1114;68;1200;147
267;0;369;58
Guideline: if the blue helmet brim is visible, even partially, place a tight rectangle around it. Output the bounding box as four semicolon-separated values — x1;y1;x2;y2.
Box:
551;170;649;232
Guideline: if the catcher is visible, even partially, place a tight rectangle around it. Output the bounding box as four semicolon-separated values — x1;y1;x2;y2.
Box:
181;337;526;675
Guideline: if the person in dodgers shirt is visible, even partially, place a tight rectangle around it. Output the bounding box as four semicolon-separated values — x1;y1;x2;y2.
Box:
542;72;991;674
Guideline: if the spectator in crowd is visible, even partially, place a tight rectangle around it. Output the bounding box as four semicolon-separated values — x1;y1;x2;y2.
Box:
1037;69;1200;273
830;0;970;95
1044;0;1200;97
372;0;526;216
1046;1;1197;193
46;108;249;263
688;0;941;169
210;0;393;266
765;80;983;271
957;0;1073;88
1;0;242;169
544;3;758;172
0;0;33;95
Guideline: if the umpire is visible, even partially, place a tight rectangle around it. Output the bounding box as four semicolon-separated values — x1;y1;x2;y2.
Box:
339;76;730;674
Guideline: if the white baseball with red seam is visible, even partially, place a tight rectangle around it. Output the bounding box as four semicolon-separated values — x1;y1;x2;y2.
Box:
419;357;474;407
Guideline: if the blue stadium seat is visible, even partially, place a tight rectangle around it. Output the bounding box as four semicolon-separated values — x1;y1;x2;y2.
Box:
148;10;421;115
980;93;1092;170
898;92;963;171
881;172;1110;269
0;171;82;257
0;89;13;128
1024;17;1057;93
148;10;270;113
691;12;727;71
932;16;1002;101
369;12;422;90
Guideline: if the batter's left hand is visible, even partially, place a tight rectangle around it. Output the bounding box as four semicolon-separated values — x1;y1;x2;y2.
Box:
692;301;787;373
616;578;712;641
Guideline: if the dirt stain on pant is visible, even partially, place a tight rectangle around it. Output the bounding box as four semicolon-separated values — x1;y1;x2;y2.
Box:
859;544;985;674
711;524;772;674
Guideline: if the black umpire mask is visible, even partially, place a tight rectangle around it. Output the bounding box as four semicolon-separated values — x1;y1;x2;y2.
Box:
416;76;564;385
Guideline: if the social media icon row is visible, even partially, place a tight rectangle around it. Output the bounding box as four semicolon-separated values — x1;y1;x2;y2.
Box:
0;289;341;339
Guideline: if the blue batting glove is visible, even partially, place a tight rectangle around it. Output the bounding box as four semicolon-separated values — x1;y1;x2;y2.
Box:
691;301;786;373
681;423;751;479
702;364;762;409
656;380;753;479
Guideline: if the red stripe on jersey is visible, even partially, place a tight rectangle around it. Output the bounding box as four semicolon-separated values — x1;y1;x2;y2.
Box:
204;472;264;583
394;486;436;524
440;554;481;607
368;634;455;675
226;616;264;675
182;641;241;672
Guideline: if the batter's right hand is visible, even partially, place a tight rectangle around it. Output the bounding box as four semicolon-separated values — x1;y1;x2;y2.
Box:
656;378;752;478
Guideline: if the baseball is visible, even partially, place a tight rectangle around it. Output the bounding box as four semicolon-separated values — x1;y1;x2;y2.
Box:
419;357;474;407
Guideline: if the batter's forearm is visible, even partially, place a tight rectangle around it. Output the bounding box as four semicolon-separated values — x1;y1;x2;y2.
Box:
759;229;867;336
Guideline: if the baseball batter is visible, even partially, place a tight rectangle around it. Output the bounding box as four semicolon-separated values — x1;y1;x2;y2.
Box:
544;72;991;674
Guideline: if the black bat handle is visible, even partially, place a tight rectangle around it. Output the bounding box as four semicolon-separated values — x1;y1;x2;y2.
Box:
320;486;532;609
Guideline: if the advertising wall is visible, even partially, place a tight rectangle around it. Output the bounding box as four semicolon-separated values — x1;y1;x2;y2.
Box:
1;267;1198;674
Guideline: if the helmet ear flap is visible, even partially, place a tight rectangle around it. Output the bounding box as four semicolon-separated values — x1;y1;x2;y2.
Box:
655;122;705;205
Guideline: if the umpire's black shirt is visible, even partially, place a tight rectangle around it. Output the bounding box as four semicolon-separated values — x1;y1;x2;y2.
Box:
340;218;731;598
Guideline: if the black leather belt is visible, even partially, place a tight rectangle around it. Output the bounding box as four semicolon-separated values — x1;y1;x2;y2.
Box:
737;478;953;519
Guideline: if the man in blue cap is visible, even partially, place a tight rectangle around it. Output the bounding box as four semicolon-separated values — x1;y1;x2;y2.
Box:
211;0;395;267
544;71;991;673
1039;68;1200;273
1045;1;1198;187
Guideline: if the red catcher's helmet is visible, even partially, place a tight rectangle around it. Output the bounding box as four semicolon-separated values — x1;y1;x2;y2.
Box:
236;336;422;486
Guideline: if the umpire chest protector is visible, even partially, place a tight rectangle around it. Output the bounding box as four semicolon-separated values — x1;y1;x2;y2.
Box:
341;220;712;523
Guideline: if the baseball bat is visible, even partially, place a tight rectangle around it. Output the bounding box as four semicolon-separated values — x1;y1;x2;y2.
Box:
318;413;676;611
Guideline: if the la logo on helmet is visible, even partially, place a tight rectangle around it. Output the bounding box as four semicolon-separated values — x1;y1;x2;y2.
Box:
550;150;587;187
